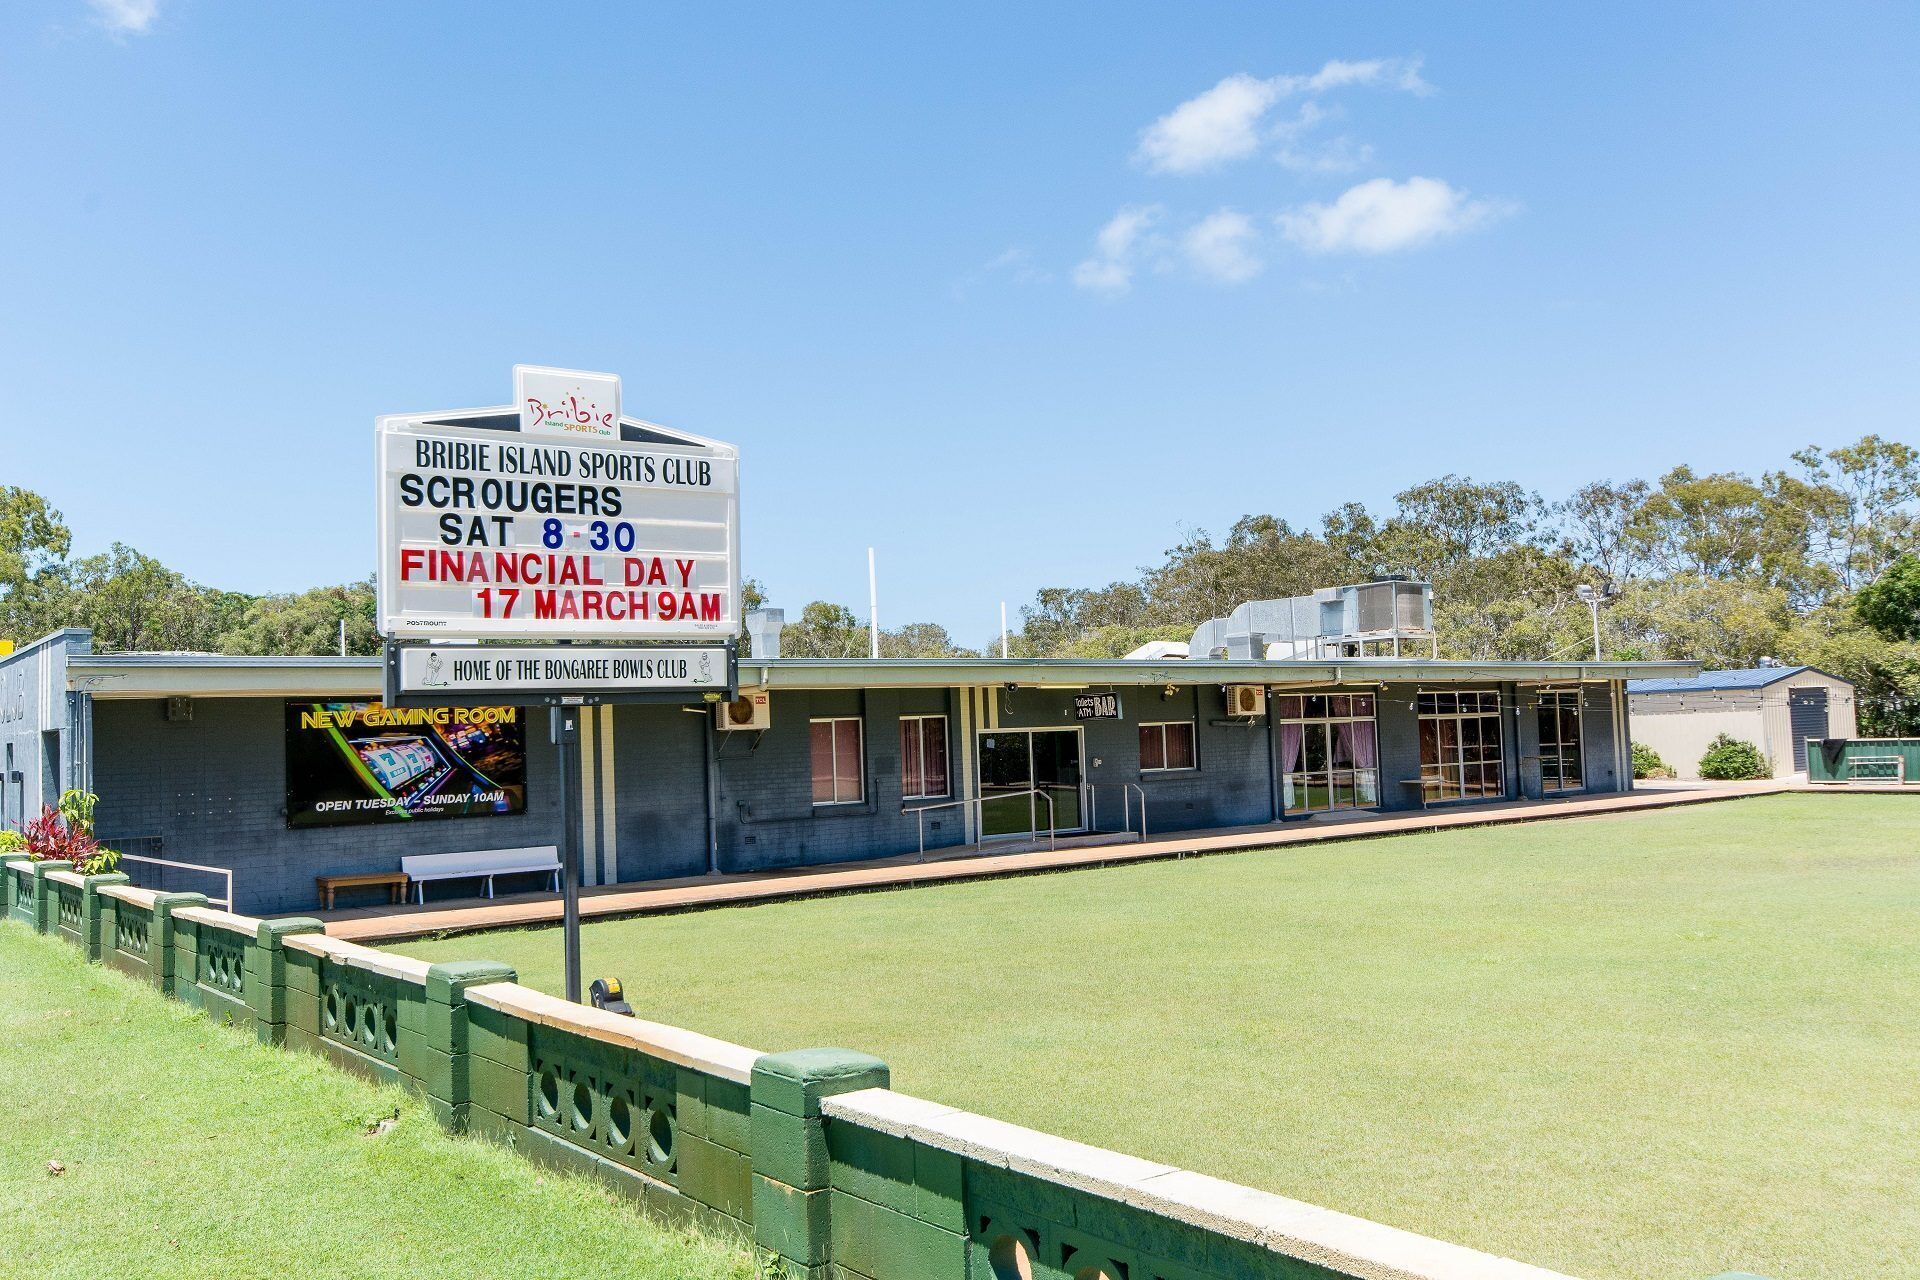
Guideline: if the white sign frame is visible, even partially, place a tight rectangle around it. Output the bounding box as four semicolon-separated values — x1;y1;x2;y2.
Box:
385;642;736;706
375;388;740;644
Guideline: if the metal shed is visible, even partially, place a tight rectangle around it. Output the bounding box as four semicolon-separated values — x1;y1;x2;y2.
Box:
1626;665;1857;778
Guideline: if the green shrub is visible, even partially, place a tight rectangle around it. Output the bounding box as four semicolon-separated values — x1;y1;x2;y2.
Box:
0;829;24;855
1698;734;1769;780
1631;742;1673;779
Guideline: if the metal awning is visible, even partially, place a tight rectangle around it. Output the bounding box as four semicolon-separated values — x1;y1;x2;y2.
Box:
66;651;1699;699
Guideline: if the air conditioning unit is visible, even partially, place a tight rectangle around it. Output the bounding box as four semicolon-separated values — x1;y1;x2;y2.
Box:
716;688;771;731
1225;685;1265;717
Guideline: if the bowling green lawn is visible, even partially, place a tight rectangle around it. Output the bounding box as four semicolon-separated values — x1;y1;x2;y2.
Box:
399;793;1920;1280
0;925;756;1280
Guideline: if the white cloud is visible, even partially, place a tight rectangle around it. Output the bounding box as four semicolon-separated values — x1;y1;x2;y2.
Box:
1277;176;1509;254
1183;210;1263;284
88;0;157;35
1135;74;1285;175
1290;57;1429;96
1073;205;1162;296
1136;58;1428;174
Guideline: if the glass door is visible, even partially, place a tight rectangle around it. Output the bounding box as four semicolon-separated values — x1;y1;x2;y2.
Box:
978;732;1033;837
1537;691;1583;792
1031;729;1083;832
976;729;1083;837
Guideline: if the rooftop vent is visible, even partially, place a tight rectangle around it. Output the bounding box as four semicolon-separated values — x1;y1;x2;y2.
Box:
744;608;784;660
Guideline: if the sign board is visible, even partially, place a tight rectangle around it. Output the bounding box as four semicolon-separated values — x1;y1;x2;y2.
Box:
285;700;527;828
386;642;734;706
515;364;620;441
1073;692;1122;721
376;370;739;641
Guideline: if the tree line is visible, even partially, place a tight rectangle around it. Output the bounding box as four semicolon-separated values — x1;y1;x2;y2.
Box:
766;436;1920;733
5;433;1919;730
0;488;382;658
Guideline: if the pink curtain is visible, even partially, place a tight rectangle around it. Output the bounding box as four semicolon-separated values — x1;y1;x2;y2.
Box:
1345;721;1378;770
1281;721;1304;773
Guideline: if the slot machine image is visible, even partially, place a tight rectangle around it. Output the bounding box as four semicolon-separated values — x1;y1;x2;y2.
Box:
354;735;455;809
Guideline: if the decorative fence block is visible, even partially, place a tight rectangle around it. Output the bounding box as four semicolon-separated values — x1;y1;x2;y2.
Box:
170;906;256;1026
279;933;431;1086
48;872;85;946
102;888;157;981
5;860;42;927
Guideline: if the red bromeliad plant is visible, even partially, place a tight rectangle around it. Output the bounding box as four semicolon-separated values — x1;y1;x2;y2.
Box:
20;790;119;874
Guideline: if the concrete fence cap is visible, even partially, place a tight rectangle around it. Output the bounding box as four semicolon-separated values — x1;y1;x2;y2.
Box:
44;868;85;887
282;932;433;981
97;884;161;908
464;981;762;1084
170;905;262;935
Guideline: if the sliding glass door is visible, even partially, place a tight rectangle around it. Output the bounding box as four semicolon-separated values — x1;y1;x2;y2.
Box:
1275;694;1379;813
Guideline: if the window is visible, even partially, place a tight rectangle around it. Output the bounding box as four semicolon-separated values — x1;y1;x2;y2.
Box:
899;715;949;799
810;717;864;805
1139;721;1197;772
1274;693;1379;813
1536;690;1583;792
1417;690;1505;802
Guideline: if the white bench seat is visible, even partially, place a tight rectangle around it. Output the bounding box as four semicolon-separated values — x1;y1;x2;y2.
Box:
400;846;561;904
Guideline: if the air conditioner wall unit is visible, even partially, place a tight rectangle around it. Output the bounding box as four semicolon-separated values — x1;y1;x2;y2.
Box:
1225;685;1265;717
716;688;771;731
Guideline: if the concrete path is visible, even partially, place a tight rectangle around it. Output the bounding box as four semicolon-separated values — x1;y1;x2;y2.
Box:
319;778;1830;943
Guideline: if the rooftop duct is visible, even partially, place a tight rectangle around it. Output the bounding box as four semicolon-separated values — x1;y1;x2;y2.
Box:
1187;579;1435;661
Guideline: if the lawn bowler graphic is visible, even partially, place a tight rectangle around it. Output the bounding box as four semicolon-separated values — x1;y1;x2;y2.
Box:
284;700;526;827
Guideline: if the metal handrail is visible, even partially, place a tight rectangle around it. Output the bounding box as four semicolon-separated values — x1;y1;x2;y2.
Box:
1087;782;1149;840
113;852;235;911
905;788;1057;858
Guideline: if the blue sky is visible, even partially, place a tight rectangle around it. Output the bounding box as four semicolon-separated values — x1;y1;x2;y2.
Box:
4;3;1917;644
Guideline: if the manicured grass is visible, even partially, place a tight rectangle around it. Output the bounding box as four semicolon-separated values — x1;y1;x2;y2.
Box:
0;925;756;1280
400;795;1920;1280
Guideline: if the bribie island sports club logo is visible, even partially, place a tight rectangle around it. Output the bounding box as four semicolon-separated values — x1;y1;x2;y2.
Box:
513;365;622;441
523;387;615;437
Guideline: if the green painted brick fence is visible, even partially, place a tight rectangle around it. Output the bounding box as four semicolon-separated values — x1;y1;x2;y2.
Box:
1;862;1771;1280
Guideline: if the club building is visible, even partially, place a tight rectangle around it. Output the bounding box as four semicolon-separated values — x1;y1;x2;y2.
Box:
0;580;1695;916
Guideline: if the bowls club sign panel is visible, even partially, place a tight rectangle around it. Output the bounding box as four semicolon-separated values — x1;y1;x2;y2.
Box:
376;368;740;642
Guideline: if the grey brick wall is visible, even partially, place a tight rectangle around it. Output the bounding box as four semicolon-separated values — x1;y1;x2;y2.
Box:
82;676;1629;915
92;696;564;914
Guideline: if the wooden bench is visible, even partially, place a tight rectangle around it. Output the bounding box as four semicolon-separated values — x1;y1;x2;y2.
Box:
315;871;410;910
400;846;562;904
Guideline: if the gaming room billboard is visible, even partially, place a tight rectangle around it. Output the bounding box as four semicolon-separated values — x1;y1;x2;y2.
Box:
285;701;527;828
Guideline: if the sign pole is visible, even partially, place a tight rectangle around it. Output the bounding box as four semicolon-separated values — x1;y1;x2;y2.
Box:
551;703;584;1004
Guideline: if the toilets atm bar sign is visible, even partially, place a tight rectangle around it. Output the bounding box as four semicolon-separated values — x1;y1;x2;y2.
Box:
385;642;735;707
